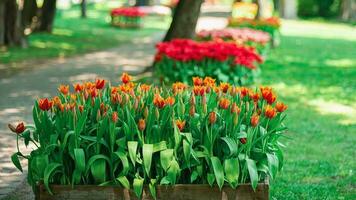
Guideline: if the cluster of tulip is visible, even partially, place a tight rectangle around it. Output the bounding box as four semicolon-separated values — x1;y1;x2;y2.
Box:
196;28;271;54
228;17;281;45
110;7;146;28
154;39;263;85
10;73;287;198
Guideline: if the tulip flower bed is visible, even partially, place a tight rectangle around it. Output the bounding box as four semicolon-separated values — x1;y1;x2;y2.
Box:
228;17;281;46
9;73;288;199
154;39;263;85
196;28;271;55
111;7;146;28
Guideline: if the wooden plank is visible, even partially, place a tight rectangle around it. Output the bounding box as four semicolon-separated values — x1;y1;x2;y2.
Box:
37;181;269;200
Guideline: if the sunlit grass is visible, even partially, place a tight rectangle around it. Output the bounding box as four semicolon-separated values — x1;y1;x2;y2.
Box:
263;20;356;199
0;3;169;64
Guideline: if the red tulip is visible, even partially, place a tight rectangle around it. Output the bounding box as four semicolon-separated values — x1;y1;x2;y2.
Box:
275;102;288;112
95;79;105;90
8;122;25;134
38;98;53;111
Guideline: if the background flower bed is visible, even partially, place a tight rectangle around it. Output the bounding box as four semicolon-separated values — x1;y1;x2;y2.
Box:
154;39;263;85
196;28;271;56
228;17;281;46
111;7;146;28
10;73;288;199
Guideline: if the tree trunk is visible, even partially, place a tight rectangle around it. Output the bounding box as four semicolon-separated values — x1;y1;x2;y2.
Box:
279;0;297;19
81;0;87;18
22;0;37;28
341;0;356;21
0;0;5;46
135;0;150;6
38;0;56;32
4;0;26;47
163;0;204;41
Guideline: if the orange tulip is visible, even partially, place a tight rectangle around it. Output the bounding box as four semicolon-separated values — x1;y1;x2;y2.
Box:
189;105;195;117
165;96;175;106
240;87;251;98
8;122;25;134
58;85;69;95
192;77;203;86
38;98;53;111
264;105;277;119
90;88;98;98
231;102;240;114
140;84;151;92
73;83;84;93
95;79;105;90
138;119;146;131
121;73;132;84
250;91;260;102
250;114;259;127
175;120;186;131
153;94;165;109
78;105;84;113
209;111;217;124
112;112;118;123
193;86;205;96
275;102;288;112
172;82;187;93
260;86;276;104
219;98;230;109
219;82;231;93
203;77;215;87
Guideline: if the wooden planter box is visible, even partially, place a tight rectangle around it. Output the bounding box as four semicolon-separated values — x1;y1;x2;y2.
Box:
35;181;269;200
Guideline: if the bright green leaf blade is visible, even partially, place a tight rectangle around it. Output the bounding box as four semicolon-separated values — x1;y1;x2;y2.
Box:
224;158;239;188
113;151;129;176
266;153;279;179
167;160;180;185
246;158;258;190
207;173;215;186
143;144;153;176
117;176;130;189
210;157;224;190
133;177;144;198
149;179;157;200
160;149;174;172
127;141;138;167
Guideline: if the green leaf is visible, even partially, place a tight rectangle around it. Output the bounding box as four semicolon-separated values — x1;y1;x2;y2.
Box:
220;137;238;157
117;176;130;189
246;158;258;190
133;177;144;198
153;141;167;153
91;159;106;184
167;160;180;185
11;153;22;172
207;173;215;186
113;151;129;176
183;133;193;166
210;157;224;190
74;148;86;172
224;158;239;188
127;141;138;167
149;179;157;200
44;163;62;195
160;149;173;172
266;153;279;179
143;144;153;176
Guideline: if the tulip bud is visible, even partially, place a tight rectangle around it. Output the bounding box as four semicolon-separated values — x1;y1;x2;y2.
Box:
112;112;118;123
240;138;247;144
138;119;146;131
202;95;207;114
190;93;196;105
155;107;160;119
96;110;101;121
250;114;259;127
189;105;195;117
144;107;149;119
209;111;217;125
8;122;25;134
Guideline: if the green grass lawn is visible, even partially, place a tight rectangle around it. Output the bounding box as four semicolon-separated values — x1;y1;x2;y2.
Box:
0;3;169;64
264;20;356;199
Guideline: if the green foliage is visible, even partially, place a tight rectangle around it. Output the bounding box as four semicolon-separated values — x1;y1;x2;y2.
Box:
12;74;288;198
297;0;341;18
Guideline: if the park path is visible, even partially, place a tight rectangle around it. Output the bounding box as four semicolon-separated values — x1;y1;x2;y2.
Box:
0;5;230;200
